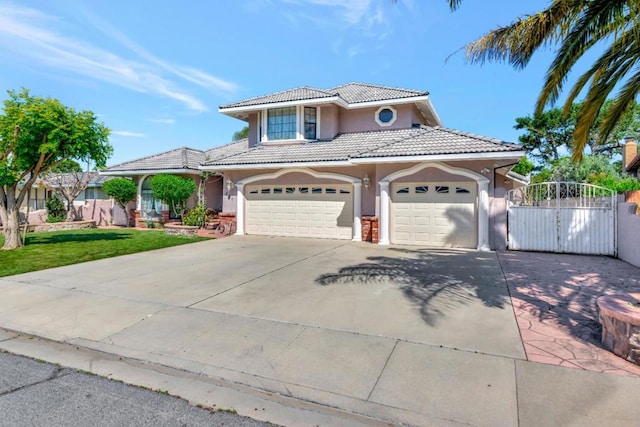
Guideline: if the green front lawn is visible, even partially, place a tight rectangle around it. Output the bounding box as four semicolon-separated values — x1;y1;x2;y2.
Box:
0;228;209;277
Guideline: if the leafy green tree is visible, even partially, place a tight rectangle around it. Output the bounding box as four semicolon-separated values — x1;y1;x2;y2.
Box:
0;89;111;249
50;159;83;173
531;154;640;193
511;157;534;176
515;101;640;166
150;174;196;218
102;178;137;227
232;126;249;141
514;105;579;165
451;0;639;161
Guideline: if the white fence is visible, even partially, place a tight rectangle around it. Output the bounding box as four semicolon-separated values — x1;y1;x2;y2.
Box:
506;182;616;256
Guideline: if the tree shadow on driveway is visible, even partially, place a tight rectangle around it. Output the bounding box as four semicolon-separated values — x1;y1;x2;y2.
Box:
498;251;640;345
316;247;510;326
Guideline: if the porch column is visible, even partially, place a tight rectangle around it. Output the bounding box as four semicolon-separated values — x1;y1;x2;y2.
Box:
235;183;245;235
478;180;490;251
352;182;362;241
379;181;390;245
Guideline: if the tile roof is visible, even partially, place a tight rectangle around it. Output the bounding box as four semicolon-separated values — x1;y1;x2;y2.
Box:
220;87;335;109
103;147;206;173
328;83;428;104
205;139;249;161
203;126;521;167
220;82;429;110
36;172;114;187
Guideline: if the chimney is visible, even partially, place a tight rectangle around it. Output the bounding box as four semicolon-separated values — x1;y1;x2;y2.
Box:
623;137;638;170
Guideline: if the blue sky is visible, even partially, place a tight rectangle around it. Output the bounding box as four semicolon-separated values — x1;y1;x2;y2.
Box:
1;0;568;166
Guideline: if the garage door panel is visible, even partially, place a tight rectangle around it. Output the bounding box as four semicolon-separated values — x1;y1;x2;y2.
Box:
391;182;476;248
246;185;352;240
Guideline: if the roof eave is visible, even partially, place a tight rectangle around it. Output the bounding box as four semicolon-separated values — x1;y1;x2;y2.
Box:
99;168;200;176
350;151;526;164
219;97;344;115
200;160;353;171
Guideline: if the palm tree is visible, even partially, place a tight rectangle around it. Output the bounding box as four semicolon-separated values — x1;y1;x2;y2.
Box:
448;0;638;161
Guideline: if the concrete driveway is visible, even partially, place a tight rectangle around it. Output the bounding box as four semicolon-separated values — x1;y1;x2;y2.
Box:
1;236;639;426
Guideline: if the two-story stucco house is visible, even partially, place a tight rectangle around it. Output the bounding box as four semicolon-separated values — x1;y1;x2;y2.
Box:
103;83;525;249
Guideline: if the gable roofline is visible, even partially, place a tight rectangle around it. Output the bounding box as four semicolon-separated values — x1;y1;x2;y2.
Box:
218;82;436;118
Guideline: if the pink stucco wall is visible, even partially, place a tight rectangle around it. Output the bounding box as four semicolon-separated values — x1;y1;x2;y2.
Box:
204;176;224;211
338;104;417;134
244;102;428;144
618;203;640;268
319;105;339;139
248;113;259;147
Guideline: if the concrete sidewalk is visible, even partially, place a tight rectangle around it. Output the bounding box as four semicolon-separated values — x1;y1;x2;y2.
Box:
1;237;640;426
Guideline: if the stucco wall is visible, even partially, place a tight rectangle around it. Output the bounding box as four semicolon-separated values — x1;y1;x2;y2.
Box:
204;176;223;211
338;104;415;134
320;105;339;139
248;113;259;147
618;203;640;268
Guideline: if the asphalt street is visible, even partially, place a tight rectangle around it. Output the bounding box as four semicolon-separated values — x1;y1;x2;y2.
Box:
0;351;273;427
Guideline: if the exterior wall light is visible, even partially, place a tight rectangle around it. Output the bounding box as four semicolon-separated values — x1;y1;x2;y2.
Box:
226;178;235;192
480;168;491;175
363;173;371;189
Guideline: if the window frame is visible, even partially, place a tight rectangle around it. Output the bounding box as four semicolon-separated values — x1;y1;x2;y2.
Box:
375;105;398;127
261;105;320;142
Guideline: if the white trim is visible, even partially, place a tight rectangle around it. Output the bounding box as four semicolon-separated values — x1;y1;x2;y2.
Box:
379;182;390;245
238;167;361;185
350;151;526;164
219;95;433;115
235;183;245;235
378;162;490;251
375;105;397;127
100;169;199;176
136;174;150;211
201;160;353;171
236;168;361;238
342;95;431;109
200;152;525;171
220;97;342;113
353;183;362;241
425;97;442;127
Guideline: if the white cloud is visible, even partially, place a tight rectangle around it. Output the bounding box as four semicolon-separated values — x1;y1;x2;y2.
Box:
276;0;393;57
0;3;238;112
149;118;176;124
111;131;147;137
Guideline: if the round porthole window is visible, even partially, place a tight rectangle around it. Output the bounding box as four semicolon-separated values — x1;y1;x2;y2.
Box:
375;106;397;126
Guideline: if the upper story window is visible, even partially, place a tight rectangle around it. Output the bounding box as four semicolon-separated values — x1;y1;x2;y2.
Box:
304;107;317;139
375;105;397;127
267;107;297;140
262;106;318;142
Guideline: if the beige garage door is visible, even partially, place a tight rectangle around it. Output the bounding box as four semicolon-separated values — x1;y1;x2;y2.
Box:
246;184;353;240
391;182;476;247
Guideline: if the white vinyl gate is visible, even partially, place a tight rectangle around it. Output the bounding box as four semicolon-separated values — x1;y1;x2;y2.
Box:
506;182;616;256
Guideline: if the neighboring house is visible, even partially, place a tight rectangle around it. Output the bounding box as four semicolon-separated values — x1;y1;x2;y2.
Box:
103;82;525;249
101;141;248;225
21;172;111;211
623;137;640;180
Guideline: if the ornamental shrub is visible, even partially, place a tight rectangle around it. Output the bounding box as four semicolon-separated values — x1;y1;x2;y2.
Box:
150;174;196;218
45;197;67;223
182;204;209;228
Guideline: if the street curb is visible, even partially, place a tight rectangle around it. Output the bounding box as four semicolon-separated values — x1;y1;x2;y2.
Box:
0;328;396;427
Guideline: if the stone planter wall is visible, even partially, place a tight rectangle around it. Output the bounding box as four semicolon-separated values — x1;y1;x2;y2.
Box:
163;222;199;237
598;294;640;365
25;220;96;233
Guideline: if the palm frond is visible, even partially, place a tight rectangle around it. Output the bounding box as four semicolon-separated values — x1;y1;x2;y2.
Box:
537;0;632;112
